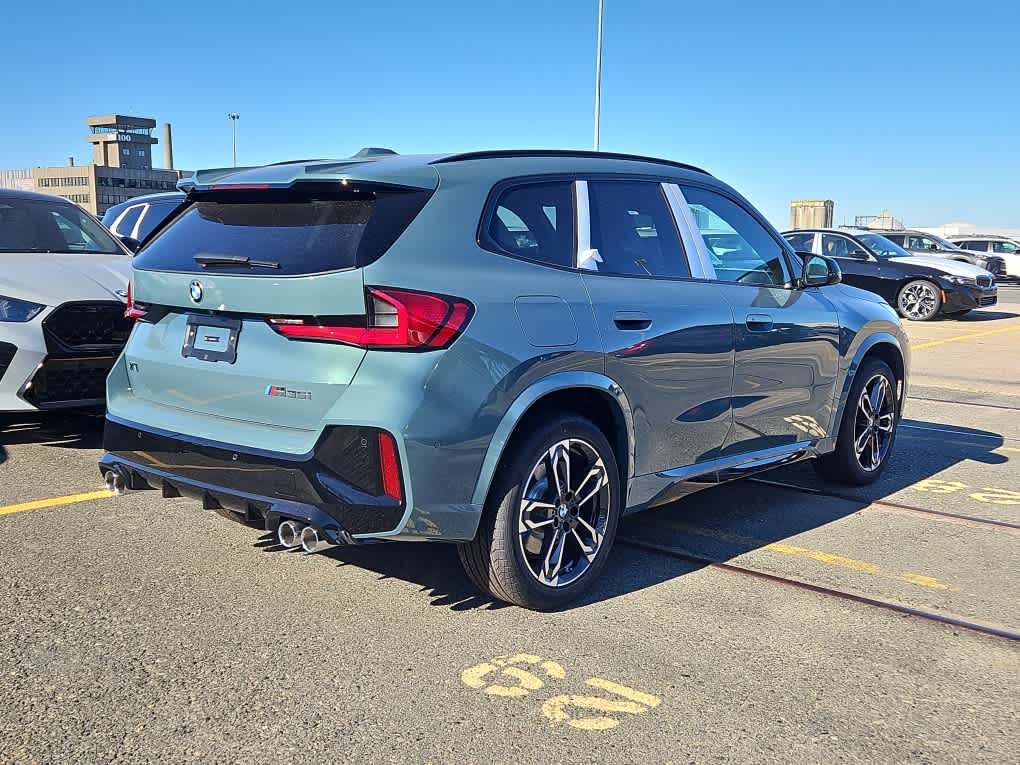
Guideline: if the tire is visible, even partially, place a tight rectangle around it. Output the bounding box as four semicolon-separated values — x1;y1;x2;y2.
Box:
896;279;941;321
814;359;898;485
458;415;621;610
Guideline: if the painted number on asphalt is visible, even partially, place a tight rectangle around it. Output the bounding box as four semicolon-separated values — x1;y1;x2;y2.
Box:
911;478;1020;506
461;654;661;731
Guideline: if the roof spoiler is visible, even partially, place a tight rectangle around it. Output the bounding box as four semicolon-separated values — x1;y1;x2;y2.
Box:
178;149;439;194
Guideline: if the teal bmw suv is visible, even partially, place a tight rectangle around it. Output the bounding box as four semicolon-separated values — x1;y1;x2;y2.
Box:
100;149;909;609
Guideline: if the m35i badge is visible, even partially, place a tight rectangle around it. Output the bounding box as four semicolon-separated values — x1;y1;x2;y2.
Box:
265;385;312;400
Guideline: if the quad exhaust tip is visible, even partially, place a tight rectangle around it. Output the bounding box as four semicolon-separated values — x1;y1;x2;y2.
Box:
300;525;332;554
103;469;127;495
277;519;304;549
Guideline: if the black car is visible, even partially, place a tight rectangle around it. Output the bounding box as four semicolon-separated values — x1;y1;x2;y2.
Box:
101;192;185;251
783;228;997;320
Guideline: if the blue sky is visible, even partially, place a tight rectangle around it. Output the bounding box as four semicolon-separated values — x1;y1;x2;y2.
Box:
4;0;1018;229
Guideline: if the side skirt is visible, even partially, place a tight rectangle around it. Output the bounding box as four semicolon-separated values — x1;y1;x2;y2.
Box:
625;440;821;514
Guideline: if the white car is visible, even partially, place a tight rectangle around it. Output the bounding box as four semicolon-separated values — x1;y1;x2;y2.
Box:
1;189;133;414
947;234;1020;279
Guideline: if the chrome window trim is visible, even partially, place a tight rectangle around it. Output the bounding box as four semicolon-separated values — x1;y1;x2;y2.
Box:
131;203;151;240
109;202;145;238
663;183;716;279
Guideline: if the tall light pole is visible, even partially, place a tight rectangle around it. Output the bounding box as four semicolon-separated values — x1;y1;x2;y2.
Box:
593;0;604;151
227;113;240;167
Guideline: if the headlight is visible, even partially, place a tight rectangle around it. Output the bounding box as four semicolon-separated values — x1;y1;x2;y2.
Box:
0;295;45;322
942;275;976;285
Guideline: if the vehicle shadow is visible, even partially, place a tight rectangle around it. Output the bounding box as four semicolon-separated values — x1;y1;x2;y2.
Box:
951;309;1019;321
247;418;1005;612
0;412;103;453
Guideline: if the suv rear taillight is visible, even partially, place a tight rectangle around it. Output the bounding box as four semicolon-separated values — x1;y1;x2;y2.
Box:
124;281;147;320
267;287;473;350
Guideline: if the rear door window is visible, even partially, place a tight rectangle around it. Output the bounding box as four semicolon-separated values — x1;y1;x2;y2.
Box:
961;240;988;252
134;188;431;275
483;182;574;267
586;181;690;278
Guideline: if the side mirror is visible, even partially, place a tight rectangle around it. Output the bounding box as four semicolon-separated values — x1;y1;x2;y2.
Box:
848;249;869;259
802;254;841;288
928;244;939;250
119;235;141;253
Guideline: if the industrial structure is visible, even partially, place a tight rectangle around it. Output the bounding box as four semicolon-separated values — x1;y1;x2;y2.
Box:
0;115;186;217
855;209;903;230
789;199;834;229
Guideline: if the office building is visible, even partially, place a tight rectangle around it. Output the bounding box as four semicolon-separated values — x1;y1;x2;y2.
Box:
1;115;186;217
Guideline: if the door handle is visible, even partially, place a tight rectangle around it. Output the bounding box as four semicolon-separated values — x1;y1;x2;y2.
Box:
613;311;652;331
745;313;774;332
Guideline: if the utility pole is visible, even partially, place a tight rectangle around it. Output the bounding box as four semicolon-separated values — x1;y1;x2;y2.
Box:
227;113;240;167
593;0;604;151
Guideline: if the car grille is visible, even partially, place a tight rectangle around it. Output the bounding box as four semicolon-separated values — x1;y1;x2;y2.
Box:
976;275;994;288
0;342;16;383
22;356;115;407
43;302;131;351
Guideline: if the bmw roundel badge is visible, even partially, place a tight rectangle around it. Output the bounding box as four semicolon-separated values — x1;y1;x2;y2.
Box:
189;280;203;303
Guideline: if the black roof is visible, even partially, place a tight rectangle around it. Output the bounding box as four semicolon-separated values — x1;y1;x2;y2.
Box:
432;149;711;176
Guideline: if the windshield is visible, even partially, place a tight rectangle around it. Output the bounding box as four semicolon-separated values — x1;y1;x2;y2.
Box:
925;233;961;250
0;198;122;254
857;233;912;259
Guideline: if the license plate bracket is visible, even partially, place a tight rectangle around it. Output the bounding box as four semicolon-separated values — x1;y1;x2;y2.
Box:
182;315;241;364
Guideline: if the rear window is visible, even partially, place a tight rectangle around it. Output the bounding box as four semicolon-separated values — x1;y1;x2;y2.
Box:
134;188;431;275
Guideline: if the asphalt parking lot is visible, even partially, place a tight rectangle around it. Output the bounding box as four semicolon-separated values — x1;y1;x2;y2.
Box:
2;287;1019;764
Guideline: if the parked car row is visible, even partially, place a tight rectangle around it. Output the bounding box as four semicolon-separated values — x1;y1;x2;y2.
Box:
946;233;1020;279
870;229;1007;276
783;228;997;321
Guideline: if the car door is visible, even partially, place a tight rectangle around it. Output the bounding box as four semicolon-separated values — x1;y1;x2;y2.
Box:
819;232;893;301
578;179;735;477
682;186;841;456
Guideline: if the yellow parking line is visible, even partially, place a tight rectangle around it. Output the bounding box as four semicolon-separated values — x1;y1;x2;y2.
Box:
911;324;1020;350
0;490;113;518
671;523;951;590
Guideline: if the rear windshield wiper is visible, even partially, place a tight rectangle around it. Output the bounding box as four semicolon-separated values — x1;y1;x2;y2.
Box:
194;255;281;269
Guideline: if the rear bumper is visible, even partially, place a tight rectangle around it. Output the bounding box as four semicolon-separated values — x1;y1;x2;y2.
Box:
100;416;406;538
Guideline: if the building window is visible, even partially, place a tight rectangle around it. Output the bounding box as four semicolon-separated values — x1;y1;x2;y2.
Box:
122;148;130;156
136;150;145;156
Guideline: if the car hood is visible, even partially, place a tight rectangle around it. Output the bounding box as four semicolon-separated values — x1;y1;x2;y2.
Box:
0;252;132;306
831;282;889;305
887;255;989;277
